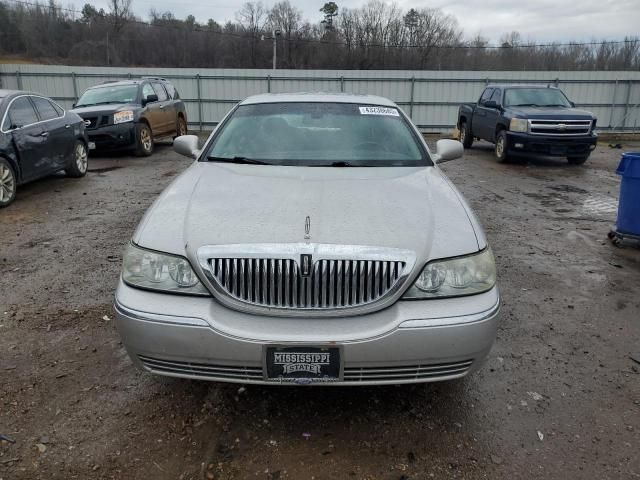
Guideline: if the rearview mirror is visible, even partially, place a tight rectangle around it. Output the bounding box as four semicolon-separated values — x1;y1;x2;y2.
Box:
433;139;463;164
143;94;158;105
173;135;200;159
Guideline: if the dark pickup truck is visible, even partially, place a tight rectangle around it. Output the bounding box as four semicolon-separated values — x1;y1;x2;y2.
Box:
457;84;597;164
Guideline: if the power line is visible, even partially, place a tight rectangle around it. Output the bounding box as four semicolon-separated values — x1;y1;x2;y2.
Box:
3;0;639;50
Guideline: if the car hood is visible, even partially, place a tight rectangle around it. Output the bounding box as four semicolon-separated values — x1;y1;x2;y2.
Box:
508;106;594;119
71;103;134;117
133;163;484;267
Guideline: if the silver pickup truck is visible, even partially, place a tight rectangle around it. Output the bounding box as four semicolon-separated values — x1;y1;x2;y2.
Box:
114;93;500;386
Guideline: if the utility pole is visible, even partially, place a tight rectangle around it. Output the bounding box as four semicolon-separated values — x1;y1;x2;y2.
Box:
272;29;281;70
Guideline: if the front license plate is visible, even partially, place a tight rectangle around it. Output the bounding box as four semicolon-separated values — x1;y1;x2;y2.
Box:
88;141;96;150
265;346;341;383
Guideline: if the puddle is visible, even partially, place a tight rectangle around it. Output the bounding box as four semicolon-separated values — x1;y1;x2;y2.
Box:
581;195;618;215
547;184;589;194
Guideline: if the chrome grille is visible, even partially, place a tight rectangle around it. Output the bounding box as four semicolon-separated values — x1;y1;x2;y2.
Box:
139;355;263;381
343;360;474;382
209;257;406;309
529;119;591;136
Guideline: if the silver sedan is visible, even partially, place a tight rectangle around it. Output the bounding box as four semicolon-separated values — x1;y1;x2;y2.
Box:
114;93;499;385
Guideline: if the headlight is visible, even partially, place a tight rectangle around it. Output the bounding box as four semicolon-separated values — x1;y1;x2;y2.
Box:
113;110;134;124
122;243;209;296
403;248;496;299
509;118;528;133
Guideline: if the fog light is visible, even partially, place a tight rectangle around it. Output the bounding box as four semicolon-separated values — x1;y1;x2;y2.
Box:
589;144;596;150
515;143;524;149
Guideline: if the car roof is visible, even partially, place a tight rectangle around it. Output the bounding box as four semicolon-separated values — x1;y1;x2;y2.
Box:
0;89;30;98
486;84;560;90
240;92;398;107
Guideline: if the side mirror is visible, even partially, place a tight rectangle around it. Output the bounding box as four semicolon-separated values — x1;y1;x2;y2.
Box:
143;94;158;105
433;139;464;164
173;135;200;159
484;100;498;109
569;101;576;107
72;103;76;108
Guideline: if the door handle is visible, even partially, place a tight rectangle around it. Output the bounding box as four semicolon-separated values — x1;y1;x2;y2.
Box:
65;124;71;129
40;132;49;137
159;105;164;109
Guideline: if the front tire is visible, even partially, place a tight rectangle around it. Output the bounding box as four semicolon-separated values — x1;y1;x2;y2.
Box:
0;158;17;208
459;122;473;148
134;123;154;157
66;141;88;178
495;130;509;163
567;154;590;165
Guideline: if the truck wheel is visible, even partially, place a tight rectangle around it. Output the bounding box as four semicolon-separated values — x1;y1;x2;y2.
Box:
567;154;590;165
0;158;17;208
459;122;473;148
134;123;154;157
495;130;509;163
66;141;88;178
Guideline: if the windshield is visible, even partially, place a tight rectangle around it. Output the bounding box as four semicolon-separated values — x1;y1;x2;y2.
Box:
504;88;572;107
76;85;139;107
204;102;429;166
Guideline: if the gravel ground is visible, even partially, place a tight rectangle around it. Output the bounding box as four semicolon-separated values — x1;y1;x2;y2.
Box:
1;139;639;480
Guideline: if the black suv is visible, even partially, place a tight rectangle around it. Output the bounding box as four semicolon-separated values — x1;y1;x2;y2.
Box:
458;85;597;164
71;77;188;156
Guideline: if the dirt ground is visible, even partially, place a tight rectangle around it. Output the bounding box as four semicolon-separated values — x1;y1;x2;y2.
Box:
1;138;639;480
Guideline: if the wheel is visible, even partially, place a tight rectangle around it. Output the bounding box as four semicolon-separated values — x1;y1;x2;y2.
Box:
134;123;154;157
66;141;88;178
567;154;590;165
495;130;509;163
174;116;188;139
0;158;17;208
459;122;473;148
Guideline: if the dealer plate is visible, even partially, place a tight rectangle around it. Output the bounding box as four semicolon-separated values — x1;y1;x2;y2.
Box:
265;346;341;383
88;141;96;150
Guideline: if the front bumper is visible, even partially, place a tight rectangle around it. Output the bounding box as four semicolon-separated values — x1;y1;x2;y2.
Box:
506;131;597;157
114;280;500;386
86;123;136;151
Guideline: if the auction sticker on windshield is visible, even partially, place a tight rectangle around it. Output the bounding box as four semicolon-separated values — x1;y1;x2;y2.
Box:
359;106;400;116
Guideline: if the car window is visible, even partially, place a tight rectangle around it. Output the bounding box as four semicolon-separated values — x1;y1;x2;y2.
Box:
504;88;572;107
479;88;494;105
152;83;168;101
163;82;177;99
31;96;60;121
1;113;10;131
75;84;139;107
489;89;502;104
205;102;429;167
7;96;39;128
51;102;64;116
141;84;155;100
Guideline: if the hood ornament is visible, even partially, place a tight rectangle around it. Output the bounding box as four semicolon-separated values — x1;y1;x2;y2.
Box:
304;216;311;240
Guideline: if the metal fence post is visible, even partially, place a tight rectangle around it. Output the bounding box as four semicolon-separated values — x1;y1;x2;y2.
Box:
340;76;345;93
409;76;416;119
16;71;22;90
267;75;271;93
196;74;203;132
609;79;619;128
71;72;78;102
622;79;632;130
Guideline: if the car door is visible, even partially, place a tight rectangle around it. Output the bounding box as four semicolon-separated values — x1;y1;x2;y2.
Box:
141;83;164;134
473;88;494;141
5;96;52;182
30;95;72;171
151;82;173;134
483;88;502;142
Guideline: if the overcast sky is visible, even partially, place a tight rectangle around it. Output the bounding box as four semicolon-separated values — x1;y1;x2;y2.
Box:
89;0;640;44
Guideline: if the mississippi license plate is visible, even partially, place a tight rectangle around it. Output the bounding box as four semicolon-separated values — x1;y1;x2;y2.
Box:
88;141;96;150
265;346;341;383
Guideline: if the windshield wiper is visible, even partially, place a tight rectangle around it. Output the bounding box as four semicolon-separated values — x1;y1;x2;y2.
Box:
511;103;540;107
206;156;270;165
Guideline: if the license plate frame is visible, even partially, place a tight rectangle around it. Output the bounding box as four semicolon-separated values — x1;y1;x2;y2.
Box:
264;345;343;384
